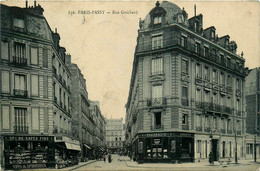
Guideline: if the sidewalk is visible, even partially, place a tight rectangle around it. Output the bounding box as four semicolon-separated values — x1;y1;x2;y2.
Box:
59;160;96;170
121;156;260;169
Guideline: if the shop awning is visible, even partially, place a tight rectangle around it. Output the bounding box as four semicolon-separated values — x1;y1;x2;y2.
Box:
65;142;81;151
84;144;91;149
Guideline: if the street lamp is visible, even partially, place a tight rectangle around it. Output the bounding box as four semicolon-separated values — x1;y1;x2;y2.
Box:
254;129;257;163
235;130;238;164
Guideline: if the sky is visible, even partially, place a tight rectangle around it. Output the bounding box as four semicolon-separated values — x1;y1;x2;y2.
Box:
2;0;260;121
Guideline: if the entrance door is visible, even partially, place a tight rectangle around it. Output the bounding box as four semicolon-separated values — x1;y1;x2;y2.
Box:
152;145;162;160
212;139;218;161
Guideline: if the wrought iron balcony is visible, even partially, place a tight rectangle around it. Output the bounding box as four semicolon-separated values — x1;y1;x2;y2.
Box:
147;97;166;107
220;129;226;134
151;124;164;130
14;125;28;134
12;56;27;66
182;124;189;130
227;129;232;134
204;127;211;133
196;126;202;131
181;98;189;106
13;89;28;98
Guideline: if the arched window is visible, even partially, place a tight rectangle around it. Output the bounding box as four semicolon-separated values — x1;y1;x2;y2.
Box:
154;16;162;24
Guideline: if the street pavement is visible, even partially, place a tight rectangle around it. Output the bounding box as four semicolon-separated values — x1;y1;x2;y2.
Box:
21;155;260;171
69;154;260;171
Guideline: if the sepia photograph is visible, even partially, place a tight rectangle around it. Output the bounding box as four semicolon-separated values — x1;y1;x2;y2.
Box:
0;0;259;170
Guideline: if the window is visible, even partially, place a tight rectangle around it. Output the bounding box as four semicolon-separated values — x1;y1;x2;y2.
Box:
197;115;201;127
212;49;217;60
14;43;26;62
1;41;9;60
154;112;162;128
204;67;210;81
154;16;162;24
151;58;163;75
212;93;217;104
213;70;218;83
14;74;26;91
196;89;201;102
213;117;217;129
2;106;10;130
182;59;188;74
204;46;209;57
196;63;202;78
30;47;38;65
182;86;188;106
14;18;24;28
152;35;163;49
205;91;210;103
211;31;215;41
181;36;187;47
227;119;231;131
195;42;200;54
152;85;162;98
227;75;232;87
14;108;27;132
220;54;225;64
205;116;209;128
182;114;188;125
221;118;225;130
227;57;231;67
43;48;48;68
220;73;225;85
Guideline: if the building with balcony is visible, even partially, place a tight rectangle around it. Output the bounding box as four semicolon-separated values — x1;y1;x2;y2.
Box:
0;3;79;169
106;118;125;154
89;101;106;158
65;54;92;160
125;1;248;163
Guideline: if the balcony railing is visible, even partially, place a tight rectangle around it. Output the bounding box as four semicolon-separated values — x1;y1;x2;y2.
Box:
236;130;242;135
195;101;233;114
181;98;189;106
13;89;28;98
227;129;232;134
151;124;164;130
220;129;226;134
12;56;27;66
14;125;28;134
151;71;164;75
147;97;166;107
204;127;211;132
182;124;189;130
196;126;202;131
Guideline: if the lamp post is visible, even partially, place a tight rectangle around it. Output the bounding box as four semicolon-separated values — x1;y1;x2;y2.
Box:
235;129;238;164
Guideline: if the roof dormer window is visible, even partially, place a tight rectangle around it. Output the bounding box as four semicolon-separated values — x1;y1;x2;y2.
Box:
14;18;24;28
154;16;162;24
211;31;215;41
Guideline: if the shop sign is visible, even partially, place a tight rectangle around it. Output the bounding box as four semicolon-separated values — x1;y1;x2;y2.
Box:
138;132;194;138
12;164;47;169
4;136;53;142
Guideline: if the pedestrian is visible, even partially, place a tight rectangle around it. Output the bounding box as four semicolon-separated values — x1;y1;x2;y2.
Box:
108;154;112;163
103;154;106;163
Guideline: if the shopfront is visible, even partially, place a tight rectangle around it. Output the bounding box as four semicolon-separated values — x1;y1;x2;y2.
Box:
135;132;194;163
4;135;55;170
54;136;81;168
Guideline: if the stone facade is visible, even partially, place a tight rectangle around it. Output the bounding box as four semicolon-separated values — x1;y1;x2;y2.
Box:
106;118;125;153
125;1;248;163
0;4;79;169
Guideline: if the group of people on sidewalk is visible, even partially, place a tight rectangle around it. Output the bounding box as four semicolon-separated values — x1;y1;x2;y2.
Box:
102;153;112;163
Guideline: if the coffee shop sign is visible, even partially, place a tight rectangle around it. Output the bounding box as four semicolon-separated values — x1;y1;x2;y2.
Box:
5;136;53;141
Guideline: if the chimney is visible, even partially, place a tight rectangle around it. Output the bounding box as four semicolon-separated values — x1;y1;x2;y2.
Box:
26;0;28;8
55;28;57;33
194;4;196;16
34;0;36;7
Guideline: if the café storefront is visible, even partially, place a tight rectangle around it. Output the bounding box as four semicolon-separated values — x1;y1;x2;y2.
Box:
3;135;55;170
133;132;194;163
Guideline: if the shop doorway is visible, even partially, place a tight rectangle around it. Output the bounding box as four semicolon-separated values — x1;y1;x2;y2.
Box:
212;139;218;161
152;144;162;159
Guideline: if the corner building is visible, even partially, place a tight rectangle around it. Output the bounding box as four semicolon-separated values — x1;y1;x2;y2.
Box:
125;1;248;163
0;4;78;169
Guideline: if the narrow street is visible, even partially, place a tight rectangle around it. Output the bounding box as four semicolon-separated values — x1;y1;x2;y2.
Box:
70;154;260;171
